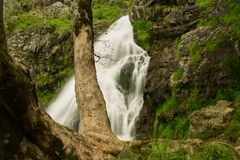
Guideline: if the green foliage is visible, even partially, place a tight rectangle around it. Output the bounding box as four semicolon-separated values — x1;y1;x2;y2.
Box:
224;91;240;140
221;0;240;38
37;89;54;106
197;18;219;27
187;43;203;70
156;97;177;117
172;69;184;81
133;20;154;49
5;10;72;34
93;5;121;25
186;89;206;113
197;0;240;39
191;143;236;160
57;66;74;78
146;141;186;160
5;12;39;31
196;0;214;11
206;34;226;52
49;17;72;34
156;116;189;139
222;53;240;80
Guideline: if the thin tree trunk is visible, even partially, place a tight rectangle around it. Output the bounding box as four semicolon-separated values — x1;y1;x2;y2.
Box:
73;2;123;153
73;0;111;135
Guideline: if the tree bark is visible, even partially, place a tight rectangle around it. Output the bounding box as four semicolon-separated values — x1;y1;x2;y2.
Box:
0;0;123;159
73;0;123;149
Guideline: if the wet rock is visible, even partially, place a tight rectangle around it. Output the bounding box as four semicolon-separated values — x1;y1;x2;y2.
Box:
117;62;135;92
189;100;235;138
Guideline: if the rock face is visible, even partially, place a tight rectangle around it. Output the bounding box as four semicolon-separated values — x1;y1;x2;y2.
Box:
189;100;235;138
4;1;73;105
131;0;240;140
151;5;199;40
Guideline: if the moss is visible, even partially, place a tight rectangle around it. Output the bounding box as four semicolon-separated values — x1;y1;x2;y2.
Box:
172;69;184;81
196;0;214;11
206;34;226;52
5;5;72;34
49;17;72;35
221;0;240;38
197;18;220;27
187;43;204;70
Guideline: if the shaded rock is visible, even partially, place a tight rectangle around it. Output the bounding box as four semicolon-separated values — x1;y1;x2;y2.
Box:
151;5;199;40
145;49;175;105
189;100;235;138
117;62;135;92
135;103;154;140
235;146;240;157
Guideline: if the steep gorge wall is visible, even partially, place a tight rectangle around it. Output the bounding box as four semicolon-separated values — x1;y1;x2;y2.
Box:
131;0;240;144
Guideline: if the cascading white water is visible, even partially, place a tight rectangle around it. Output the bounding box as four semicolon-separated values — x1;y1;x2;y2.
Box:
46;15;150;141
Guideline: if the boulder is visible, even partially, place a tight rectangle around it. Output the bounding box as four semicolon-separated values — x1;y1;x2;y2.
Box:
189;100;235;138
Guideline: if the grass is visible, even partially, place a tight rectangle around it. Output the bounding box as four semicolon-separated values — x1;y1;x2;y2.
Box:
5;10;72;35
146;141;186;160
187;43;203;70
155;97;177;117
133;20;154;50
197;18;220;27
154;95;189;139
192;143;237;160
93;5;121;25
196;0;214;11
221;0;240;38
206;34;226;52
172;69;184;81
144;141;237;160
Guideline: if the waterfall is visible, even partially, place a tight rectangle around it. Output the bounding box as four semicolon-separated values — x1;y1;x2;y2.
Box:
46;15;150;141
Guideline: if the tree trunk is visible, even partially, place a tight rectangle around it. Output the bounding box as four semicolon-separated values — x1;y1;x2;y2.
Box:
73;0;123;151
0;0;123;159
